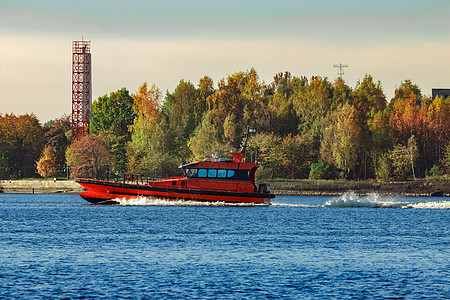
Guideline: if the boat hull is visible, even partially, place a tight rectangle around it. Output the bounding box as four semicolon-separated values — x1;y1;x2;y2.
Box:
76;178;274;205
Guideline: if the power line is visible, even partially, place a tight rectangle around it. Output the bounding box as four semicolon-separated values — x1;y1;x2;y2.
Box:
333;63;348;78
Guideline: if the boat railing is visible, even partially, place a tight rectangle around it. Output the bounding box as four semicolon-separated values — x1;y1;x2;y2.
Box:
103;171;165;185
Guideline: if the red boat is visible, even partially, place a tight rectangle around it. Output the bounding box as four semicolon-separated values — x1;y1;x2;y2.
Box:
76;129;274;205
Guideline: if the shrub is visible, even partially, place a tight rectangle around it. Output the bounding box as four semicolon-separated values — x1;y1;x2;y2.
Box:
309;162;338;180
430;165;440;176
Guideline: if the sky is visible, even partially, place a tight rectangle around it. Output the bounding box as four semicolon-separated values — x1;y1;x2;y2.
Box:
1;0;449;123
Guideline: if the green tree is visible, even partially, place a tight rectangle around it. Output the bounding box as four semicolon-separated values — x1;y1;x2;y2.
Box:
352;75;386;117
393;79;422;103
292;76;332;139
276;134;317;178
91;88;136;137
91;88;136;171
247;132;282;180
375;152;392;181
188;110;228;161
163;80;198;159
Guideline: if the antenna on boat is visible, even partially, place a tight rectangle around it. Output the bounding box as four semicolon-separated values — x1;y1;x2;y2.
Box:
240;126;256;155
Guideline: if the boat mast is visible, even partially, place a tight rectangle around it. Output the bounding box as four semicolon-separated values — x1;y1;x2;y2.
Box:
240;126;256;155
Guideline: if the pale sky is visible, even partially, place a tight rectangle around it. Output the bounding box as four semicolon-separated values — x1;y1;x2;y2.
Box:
1;0;449;123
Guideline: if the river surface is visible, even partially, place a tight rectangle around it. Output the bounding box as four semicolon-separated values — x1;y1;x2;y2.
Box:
0;193;449;299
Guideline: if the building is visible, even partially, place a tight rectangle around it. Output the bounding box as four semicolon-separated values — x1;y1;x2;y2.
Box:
432;88;450;100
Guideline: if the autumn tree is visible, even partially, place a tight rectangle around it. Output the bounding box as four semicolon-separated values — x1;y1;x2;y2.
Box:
207;69;266;146
0;114;45;178
126;82;179;175
66;135;116;179
425;96;450;171
36;145;56;178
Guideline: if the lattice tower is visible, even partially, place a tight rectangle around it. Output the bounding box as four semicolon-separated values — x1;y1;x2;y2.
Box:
71;40;92;141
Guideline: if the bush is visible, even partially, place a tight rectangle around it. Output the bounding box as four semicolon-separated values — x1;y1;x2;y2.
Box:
309;162;338;180
430;165;440;176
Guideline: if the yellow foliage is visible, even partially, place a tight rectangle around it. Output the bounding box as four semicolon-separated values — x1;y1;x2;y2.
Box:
36;145;56;178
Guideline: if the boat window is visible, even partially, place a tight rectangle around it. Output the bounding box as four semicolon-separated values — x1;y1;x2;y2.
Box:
217;169;227;178
208;169;217;178
184;168;198;178
198;169;207;177
227;170;235;178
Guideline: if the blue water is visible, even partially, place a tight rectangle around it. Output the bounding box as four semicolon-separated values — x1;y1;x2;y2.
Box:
1;194;449;299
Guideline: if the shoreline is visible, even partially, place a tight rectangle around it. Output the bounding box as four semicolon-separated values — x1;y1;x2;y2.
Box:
0;179;448;197
270;180;449;197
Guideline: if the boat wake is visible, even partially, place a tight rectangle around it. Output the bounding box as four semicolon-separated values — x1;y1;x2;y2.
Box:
324;192;450;209
271;203;322;207
104;193;449;209
111;197;267;207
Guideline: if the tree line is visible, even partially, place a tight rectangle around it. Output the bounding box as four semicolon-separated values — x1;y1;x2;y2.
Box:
1;69;449;181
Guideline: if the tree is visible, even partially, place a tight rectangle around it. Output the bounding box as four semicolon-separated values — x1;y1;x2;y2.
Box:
352;75;386;116
393;79;422;103
276;133;317;178
188;110;227;161
208;69;266;143
444;142;450;172
292;76;332;139
321;104;361;178
91;88;136;172
407;135;419;180
36;145;56;178
0;114;45;178
91;88;136;137
247;132;282;180
44;115;71;173
127;83;162;173
426;96;450;166
375;152;392;181
163;80;198;159
389;139;418;180
368;108;395;179
127;82;180;175
67;135;116;179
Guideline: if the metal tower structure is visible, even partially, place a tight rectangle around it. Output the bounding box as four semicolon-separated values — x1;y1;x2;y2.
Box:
71;40;92;141
333;63;348;78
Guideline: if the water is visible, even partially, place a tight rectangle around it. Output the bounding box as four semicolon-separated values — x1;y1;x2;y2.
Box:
1;193;449;299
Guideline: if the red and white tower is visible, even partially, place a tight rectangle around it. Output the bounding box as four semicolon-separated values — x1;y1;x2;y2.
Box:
71;40;92;141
